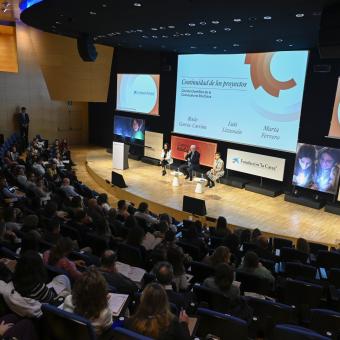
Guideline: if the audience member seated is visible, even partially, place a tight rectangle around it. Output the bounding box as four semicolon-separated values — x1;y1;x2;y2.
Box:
60;177;81;199
0;177;26;203
212;216;231;238
0;222;20;250
42;218;61;245
32;158;46;177
0;314;38;339
159;213;177;233
126;227;147;260
97;193;111;214
17;231;41;256
203;246;231;268
237;251;275;284
124;282;190;340
134;202;158;227
62;268;113;336
203;263;240;299
43;237;84;280
116;199;130;222
0;251;70;318
255;235;275;261
182;223;208;259
153;261;187;309
167;247;189;291
3;206;22;232
98;250;138;296
296;237;310;255
250;228;262;243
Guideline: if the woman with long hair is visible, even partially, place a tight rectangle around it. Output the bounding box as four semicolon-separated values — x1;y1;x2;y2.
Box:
43;237;84;280
125;283;190;339
63;268;112;335
160;143;173;176
204;246;231;268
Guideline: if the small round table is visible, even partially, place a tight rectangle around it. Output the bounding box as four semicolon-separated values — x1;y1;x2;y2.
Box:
170;171;184;187
194;177;207;193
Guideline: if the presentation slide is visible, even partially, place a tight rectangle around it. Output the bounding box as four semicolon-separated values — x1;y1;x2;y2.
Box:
113;115;145;141
116;74;160;115
293;143;340;195
328;77;340;138
174;51;309;152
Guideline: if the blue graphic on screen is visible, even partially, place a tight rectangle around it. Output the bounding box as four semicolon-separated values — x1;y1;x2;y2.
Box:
174;51;309;152
113;115;145;141
293;143;340;195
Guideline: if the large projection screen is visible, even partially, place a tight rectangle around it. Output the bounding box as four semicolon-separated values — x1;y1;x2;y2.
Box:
174;51;309;152
116;74;160;115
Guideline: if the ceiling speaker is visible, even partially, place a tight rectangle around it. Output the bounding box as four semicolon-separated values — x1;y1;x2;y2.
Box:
77;33;97;62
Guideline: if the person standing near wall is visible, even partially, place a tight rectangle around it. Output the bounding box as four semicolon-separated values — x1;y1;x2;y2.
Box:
18;107;30;148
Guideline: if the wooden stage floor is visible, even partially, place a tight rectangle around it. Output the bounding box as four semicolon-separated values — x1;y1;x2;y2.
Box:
84;147;340;246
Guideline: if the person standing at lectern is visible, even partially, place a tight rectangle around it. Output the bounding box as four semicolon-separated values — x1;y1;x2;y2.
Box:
160;143;173;176
205;152;225;188
18;107;30;148
179;145;200;181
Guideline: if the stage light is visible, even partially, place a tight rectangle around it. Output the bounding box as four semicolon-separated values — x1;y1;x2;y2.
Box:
276;38;283;42
233;43;240;47
197;31;204;35
151;27;158;31
188;23;196;27
224;27;231;31
210;29;216;33
133;2;142;7
233;18;242;22
200;21;207;25
89;11;96;15
168;25;175;29
263;16;272;20
211;20;220;24
296;13;304;17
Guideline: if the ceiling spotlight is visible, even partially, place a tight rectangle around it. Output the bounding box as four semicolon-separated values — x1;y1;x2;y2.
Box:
289;44;294;47
185;33;191;36
263;16;272;20
168;25;175;29
136;29;143;32
162;35;169;38
159;26;165;30
190;46;197;49
223;49;228;52
151;35;158;38
197;31;204;35
233;43;240;47
296;13;304;17
142;35;149;38
133;2;142;7
249;25;254;28
102;4;107;8
211;20;220;24
276;38;283;42
55;21;62;25
210;29;217;33
233;18;242;22
213;46;218;49
188;23;196;27
200;21;207;25
89;11;96;15
151;27;158;31
224;27;231;31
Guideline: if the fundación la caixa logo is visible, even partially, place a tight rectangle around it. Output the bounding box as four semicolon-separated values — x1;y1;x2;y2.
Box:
232;157;241;165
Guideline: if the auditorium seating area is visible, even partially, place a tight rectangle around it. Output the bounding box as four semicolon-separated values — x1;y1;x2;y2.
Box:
0;140;340;340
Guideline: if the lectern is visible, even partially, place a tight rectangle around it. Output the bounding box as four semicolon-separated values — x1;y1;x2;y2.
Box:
112;142;129;170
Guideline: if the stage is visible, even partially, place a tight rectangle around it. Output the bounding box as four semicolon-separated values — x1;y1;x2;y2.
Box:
81;147;340;247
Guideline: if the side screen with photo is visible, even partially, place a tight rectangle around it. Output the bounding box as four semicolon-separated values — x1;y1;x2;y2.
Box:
292;143;340;194
113;115;145;141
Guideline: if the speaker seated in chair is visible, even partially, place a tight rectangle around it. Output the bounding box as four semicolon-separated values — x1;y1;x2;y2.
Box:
178;145;200;181
204;152;225;188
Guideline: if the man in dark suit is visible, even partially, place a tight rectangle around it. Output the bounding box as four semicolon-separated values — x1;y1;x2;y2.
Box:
179;145;200;181
18;107;30;148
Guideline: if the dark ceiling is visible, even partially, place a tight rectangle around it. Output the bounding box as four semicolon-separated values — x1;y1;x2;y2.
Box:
20;0;339;54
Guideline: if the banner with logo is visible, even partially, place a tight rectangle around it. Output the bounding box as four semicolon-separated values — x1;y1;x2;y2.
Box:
226;149;286;181
171;135;217;167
